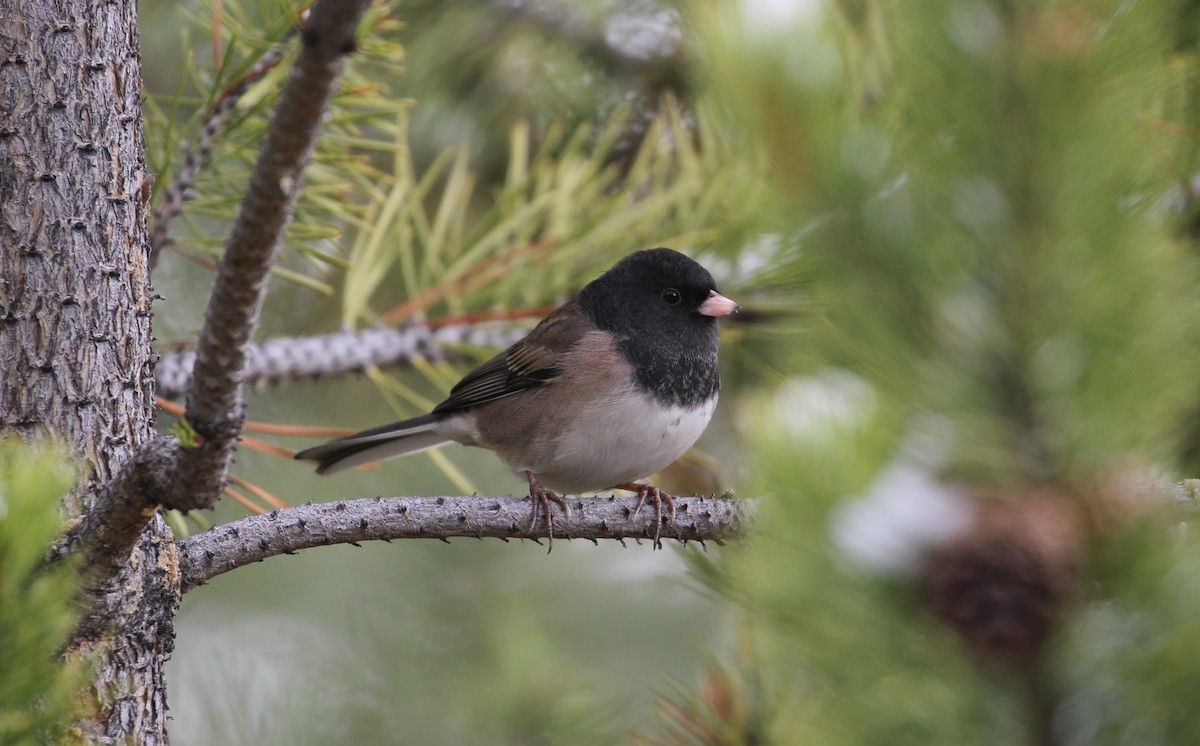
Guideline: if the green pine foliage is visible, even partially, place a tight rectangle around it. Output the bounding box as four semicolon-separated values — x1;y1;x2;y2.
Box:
1061;504;1200;745
146;1;410;294
706;0;1200;479
0;440;84;744
639;0;1200;743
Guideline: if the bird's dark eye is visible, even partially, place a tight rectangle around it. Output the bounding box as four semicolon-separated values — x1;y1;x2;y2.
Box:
662;288;681;305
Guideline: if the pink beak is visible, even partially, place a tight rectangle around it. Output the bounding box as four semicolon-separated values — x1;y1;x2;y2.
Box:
697;290;740;317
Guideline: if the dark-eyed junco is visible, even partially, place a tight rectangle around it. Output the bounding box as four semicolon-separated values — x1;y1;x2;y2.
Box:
294;248;739;545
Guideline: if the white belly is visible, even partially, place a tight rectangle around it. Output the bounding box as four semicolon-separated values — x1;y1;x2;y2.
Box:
520;390;717;494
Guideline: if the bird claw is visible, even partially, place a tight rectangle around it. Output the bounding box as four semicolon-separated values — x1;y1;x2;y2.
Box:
630;483;676;550
526;471;571;552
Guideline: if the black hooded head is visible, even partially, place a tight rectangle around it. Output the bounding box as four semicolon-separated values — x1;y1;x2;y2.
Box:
578;248;726;406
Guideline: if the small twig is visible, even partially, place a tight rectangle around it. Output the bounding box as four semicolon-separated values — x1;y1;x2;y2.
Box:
149;35;294;268
170;0;374;512
177;493;748;593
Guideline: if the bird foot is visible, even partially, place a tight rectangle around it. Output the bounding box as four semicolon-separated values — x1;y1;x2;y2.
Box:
619;482;676;550
526;471;571;551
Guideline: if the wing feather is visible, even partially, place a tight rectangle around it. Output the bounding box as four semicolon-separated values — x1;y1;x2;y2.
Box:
432;301;593;414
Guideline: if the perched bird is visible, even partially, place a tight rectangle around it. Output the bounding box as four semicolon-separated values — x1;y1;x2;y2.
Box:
294;248;739;545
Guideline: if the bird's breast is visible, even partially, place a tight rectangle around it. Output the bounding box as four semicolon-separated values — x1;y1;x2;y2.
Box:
506;387;717;495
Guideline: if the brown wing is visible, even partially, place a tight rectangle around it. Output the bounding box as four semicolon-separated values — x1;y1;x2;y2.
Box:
431;301;593;414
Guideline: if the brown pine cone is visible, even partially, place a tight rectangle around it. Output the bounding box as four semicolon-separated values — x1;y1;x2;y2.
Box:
923;495;1083;666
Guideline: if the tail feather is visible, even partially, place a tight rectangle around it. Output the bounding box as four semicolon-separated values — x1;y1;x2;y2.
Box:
294;413;451;475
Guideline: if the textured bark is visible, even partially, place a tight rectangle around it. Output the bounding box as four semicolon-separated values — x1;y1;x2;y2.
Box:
0;0;176;743
172;0;374;513
179;494;747;592
53;436;177;580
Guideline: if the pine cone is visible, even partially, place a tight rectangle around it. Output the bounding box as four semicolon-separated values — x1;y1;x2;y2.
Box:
924;495;1083;666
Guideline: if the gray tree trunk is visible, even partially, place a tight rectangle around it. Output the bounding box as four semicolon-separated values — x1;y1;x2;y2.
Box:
0;0;174;742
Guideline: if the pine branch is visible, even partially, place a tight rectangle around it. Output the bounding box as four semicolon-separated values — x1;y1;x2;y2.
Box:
177;493;747;593
170;0;373;513
47;437;180;649
149;37;292;270
155;323;528;399
51;437;178;576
